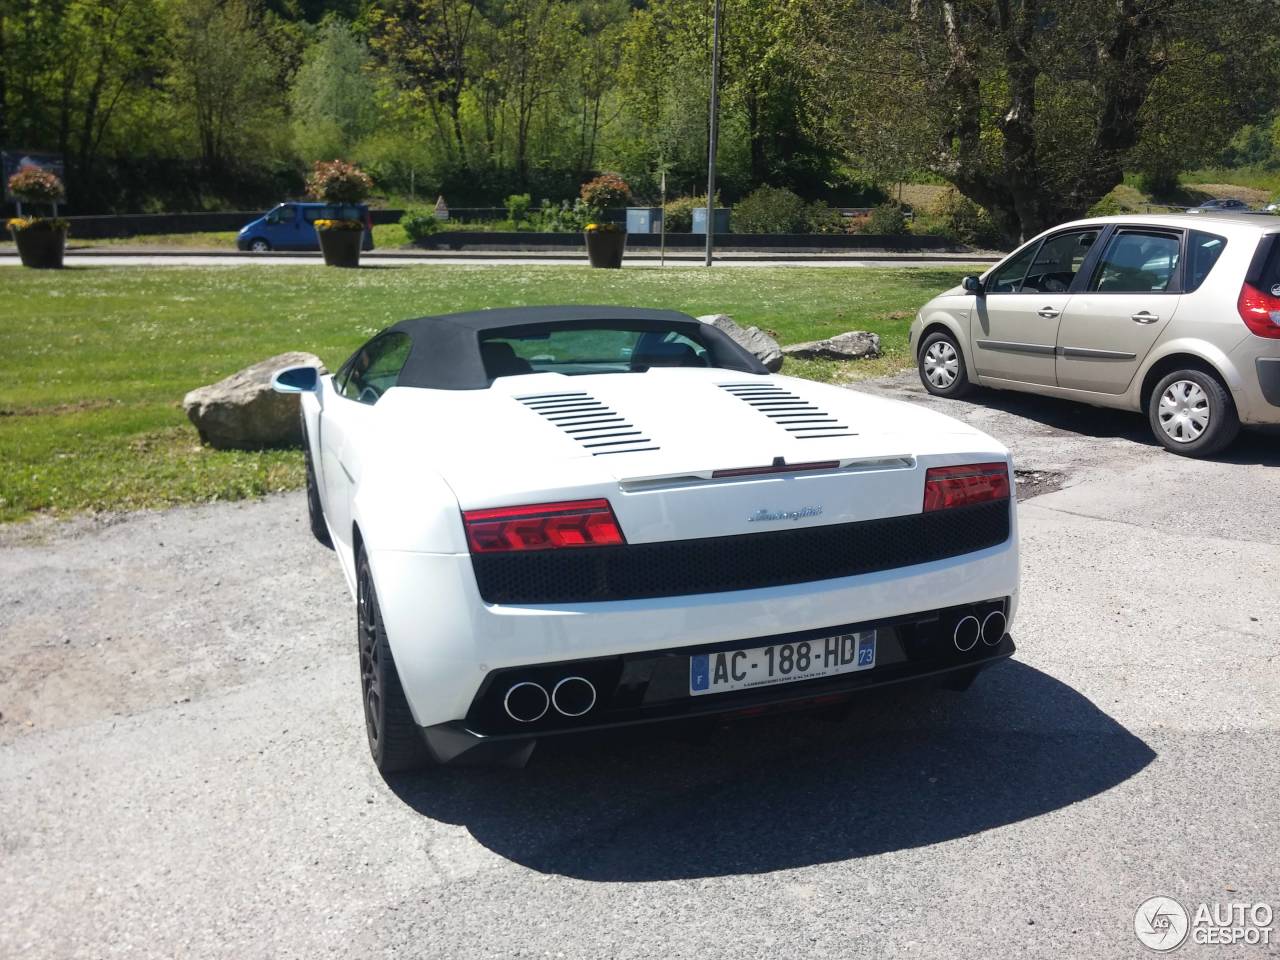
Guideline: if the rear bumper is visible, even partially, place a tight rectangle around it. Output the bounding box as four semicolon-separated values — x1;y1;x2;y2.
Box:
1228;338;1280;423
369;525;1019;729
418;601;1015;765
1256;357;1280;407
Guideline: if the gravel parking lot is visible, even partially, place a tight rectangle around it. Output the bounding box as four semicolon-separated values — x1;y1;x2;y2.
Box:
2;372;1278;959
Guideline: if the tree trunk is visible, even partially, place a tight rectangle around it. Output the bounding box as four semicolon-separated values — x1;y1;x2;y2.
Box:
746;88;767;186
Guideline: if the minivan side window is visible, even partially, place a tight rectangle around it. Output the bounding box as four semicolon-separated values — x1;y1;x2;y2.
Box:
1089;231;1181;293
986;230;1098;294
338;333;413;404
1021;230;1099;293
1185;231;1228;293
987;243;1039;293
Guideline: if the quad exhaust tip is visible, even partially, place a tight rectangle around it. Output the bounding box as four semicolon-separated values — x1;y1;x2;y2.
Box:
552;676;597;717
982;610;1007;646
503;681;549;723
953;615;981;652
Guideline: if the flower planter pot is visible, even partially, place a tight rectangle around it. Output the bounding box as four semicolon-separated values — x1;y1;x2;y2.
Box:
584;229;626;268
318;228;362;268
11;225;67;268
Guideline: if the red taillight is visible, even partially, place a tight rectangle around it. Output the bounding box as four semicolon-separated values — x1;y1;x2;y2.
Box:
462;498;625;552
1238;282;1280;339
923;462;1010;512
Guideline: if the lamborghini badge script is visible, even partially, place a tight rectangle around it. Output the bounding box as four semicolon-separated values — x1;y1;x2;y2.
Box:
748;506;823;522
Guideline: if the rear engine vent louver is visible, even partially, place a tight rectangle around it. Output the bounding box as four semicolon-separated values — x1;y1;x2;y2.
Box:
517;392;659;456
718;382;856;439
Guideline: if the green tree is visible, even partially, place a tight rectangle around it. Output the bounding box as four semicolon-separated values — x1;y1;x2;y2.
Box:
801;0;1280;242
368;0;480;171
168;0;287;174
290;18;380;162
0;0;163;196
493;0;576;184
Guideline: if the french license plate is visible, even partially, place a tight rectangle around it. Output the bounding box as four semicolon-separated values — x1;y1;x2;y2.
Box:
689;631;876;697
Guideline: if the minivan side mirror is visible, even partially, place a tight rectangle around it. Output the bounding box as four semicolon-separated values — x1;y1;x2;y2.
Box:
962;275;985;295
271;365;320;394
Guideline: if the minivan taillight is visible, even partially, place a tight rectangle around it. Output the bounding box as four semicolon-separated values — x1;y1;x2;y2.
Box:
463;499;625;552
1238;282;1280;339
923;462;1010;512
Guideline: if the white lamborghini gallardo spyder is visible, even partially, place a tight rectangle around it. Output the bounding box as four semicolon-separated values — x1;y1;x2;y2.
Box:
272;306;1020;771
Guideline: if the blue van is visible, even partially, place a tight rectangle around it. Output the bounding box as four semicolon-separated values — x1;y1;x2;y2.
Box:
236;202;374;252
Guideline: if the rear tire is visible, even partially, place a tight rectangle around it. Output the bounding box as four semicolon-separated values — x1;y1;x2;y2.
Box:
357;547;433;773
918;331;973;398
1147;368;1239;457
302;426;333;549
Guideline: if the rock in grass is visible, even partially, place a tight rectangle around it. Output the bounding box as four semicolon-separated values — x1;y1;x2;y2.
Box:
782;331;881;361
698;313;784;372
183;352;326;450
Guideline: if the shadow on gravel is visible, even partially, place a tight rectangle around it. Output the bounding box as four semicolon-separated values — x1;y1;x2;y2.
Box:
386;661;1155;880
942;387;1280;467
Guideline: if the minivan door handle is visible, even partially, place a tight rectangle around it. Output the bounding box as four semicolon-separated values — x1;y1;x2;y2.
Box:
1131;311;1160;324
1037;307;1061;319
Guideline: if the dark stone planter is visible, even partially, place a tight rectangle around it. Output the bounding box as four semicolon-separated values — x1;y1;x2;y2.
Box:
11;225;67;268
584;229;626;268
318;228;362;267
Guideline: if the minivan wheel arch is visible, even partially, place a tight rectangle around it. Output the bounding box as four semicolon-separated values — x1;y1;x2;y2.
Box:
1138;353;1233;413
917;319;975;373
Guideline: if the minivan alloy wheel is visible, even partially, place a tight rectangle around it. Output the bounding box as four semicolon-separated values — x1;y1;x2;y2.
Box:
923;340;960;388
1157;379;1210;443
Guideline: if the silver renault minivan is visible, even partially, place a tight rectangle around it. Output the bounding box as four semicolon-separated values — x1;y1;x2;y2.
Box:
909;213;1280;456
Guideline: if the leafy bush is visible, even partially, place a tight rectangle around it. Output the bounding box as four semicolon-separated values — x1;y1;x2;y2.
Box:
663;195;705;232
844;213;871;235
805;200;845;234
865;201;909;235
732;186;810;233
932;189;1000;245
8;167;65;205
580;173;631;213
306;159;373;204
400;207;441;241
535;198;589;233
505;192;532;225
1135;166;1179;199
1087;193;1125;217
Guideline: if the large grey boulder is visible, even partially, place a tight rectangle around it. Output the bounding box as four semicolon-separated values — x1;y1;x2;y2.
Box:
782;331;881;361
698;313;784;372
183;352;327;450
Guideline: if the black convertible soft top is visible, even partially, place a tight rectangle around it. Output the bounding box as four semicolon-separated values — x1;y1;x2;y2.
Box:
387;305;768;390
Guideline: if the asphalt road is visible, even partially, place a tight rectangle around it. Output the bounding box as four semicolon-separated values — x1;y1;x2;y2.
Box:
2;372;1278;959
0;250;996;269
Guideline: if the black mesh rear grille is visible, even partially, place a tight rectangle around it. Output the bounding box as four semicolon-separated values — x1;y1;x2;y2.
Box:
470;499;1011;604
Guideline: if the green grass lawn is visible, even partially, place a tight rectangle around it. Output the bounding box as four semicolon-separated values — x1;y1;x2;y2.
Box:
0;263;970;523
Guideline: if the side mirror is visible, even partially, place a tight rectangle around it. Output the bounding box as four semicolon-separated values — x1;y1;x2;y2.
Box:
962;275;985;295
271;365;320;394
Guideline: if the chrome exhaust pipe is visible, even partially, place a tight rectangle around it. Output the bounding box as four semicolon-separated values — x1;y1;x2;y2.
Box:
982;610;1007;646
503;681;549;723
953;615;980;652
551;676;597;717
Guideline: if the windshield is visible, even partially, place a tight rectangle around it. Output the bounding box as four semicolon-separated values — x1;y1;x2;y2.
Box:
480;326;711;378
